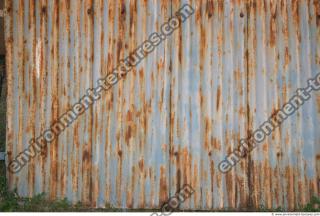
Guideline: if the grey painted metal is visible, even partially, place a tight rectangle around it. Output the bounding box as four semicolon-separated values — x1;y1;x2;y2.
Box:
0;152;5;160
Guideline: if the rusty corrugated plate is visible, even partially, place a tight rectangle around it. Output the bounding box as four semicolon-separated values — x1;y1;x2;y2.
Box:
4;0;320;210
246;0;320;210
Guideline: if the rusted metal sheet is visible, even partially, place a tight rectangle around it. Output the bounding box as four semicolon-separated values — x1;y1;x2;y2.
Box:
246;0;320;210
4;0;320;210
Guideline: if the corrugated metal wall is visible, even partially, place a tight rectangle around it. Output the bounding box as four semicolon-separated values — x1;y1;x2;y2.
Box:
4;0;320;210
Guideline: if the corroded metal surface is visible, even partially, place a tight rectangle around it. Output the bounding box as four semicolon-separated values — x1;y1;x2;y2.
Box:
4;0;320;210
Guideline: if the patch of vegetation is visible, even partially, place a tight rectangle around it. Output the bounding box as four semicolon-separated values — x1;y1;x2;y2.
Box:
301;196;320;212
0;174;81;212
0;162;87;212
257;197;320;212
0;170;153;212
257;205;285;212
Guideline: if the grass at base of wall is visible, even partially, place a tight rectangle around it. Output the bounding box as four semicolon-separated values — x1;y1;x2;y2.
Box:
0;162;117;212
0;165;151;212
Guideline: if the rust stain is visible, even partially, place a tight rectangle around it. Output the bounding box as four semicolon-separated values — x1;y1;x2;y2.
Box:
216;85;221;111
212;137;221;150
206;0;214;19
159;165;168;204
269;0;277;47
315;0;320;26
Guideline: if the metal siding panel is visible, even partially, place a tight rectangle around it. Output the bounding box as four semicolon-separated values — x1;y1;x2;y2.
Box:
247;0;320;210
4;0;320;210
